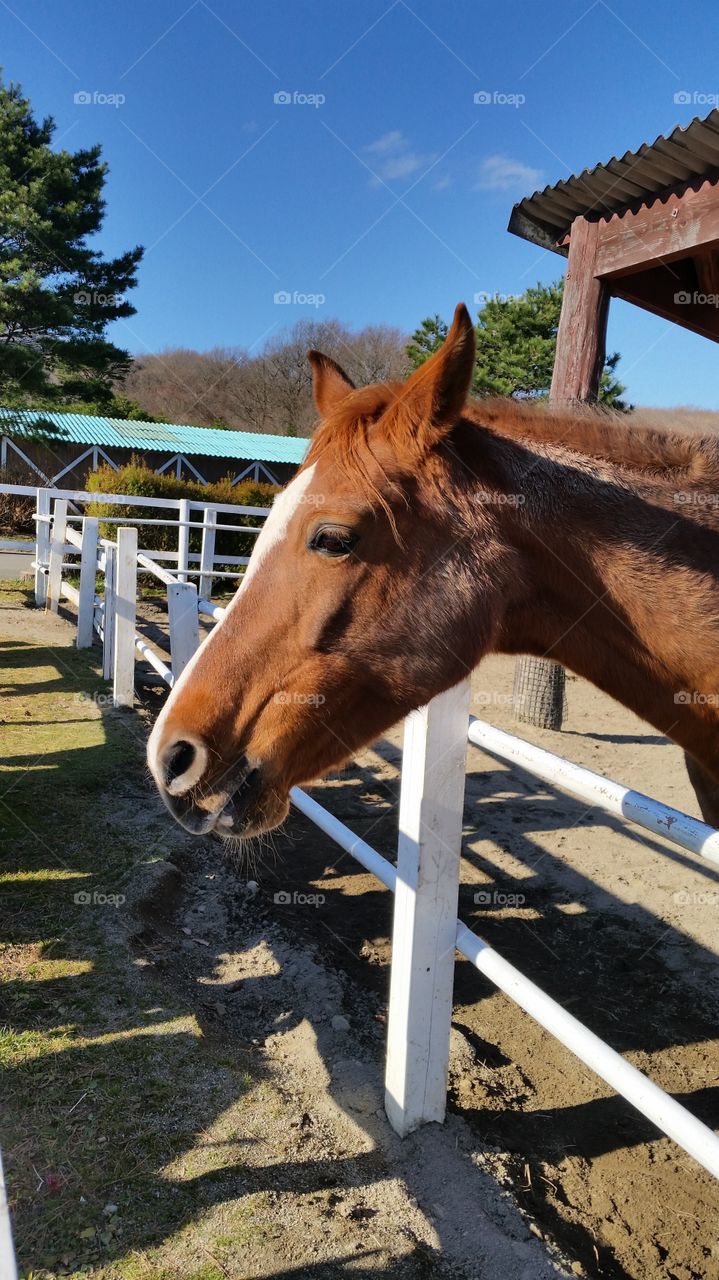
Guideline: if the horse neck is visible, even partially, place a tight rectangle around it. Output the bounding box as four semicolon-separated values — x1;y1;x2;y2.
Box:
454;426;719;774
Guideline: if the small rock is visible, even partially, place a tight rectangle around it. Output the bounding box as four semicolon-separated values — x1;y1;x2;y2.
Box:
331;1015;350;1033
102;1203;118;1217
245;880;259;896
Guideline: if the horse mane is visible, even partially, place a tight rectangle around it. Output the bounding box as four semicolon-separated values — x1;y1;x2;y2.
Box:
467;397;719;487
304;384;719;497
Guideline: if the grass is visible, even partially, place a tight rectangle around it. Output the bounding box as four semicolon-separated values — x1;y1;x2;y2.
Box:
0;585;268;1280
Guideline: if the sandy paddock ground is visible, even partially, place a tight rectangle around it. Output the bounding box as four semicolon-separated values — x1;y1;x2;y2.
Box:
256;653;719;1280
5;588;719;1280
130;593;719;1279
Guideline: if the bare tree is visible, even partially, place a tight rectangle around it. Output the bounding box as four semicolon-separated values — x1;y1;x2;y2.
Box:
124;318;410;436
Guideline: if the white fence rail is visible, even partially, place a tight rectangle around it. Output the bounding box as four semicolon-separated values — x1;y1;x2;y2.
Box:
6;484;719;1183
0;484;270;703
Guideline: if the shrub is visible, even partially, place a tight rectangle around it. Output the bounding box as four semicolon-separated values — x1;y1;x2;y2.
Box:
0;468;35;536
86;460;279;560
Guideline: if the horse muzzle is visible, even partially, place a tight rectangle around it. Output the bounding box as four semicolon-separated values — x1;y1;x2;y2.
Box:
150;737;275;836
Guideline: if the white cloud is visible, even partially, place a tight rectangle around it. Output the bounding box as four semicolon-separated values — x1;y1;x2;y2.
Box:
476;154;542;193
365;129;406;155
380;151;433;179
364;130;436;183
433;174;451;191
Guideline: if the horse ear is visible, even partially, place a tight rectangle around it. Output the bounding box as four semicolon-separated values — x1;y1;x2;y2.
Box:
308;351;355;416
399;303;475;439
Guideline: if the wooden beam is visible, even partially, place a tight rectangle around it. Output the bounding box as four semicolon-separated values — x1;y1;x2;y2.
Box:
695;248;719;297
609;261;719;344
551;216;608;401
592;174;719;280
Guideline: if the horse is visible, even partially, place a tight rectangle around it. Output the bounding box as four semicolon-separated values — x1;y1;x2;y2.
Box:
147;303;719;837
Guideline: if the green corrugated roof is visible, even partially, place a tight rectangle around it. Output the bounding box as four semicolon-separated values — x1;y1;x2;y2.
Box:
0;408;308;466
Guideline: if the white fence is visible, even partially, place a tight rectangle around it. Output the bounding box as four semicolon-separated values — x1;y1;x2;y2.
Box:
6;485;719;1182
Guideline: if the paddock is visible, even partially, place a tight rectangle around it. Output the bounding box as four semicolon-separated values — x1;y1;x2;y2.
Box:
3;483;719;1276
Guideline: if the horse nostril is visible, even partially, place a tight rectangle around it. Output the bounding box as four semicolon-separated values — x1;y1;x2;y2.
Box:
163;739;197;789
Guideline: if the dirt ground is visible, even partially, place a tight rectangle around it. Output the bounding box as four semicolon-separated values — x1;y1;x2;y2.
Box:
3;587;719;1280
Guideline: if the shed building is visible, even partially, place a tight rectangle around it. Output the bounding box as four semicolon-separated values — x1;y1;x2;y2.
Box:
0;408;308;488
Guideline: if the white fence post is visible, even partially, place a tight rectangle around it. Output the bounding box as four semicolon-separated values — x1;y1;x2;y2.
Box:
77;516;99;648
46;498;68;613
34;487;51;607
177;498;190;583
168;581;199;680
198;506;216;599
0;1150;18;1280
102;543;116;682
113;526;138;708
384;675;472;1137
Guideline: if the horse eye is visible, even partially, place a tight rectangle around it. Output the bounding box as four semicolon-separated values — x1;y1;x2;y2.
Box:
309;526;358;558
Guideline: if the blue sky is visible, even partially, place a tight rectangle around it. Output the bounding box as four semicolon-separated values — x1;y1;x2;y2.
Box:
3;0;719;406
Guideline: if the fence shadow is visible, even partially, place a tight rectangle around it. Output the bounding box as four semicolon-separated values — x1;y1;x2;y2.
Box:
4;609;717;1280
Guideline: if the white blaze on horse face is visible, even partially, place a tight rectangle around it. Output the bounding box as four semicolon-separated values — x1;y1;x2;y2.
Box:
146;464;317;789
240;463;317;590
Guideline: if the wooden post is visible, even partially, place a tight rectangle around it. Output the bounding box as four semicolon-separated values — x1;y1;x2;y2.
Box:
550;216;609;401
46;499;68;614
34;488;51;607
513;215;609;731
77;517;99;648
177;498;190;583
102;544;116;683
385;676;471;1137
168;581;200;681
198;507;216;600
113;526;138;708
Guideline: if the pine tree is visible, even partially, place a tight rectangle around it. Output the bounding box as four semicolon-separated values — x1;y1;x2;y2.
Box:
407;282;629;409
0;76;143;409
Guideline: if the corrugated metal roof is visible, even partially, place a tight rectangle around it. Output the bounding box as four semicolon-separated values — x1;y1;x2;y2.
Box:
509;107;719;253
0;408;308;466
